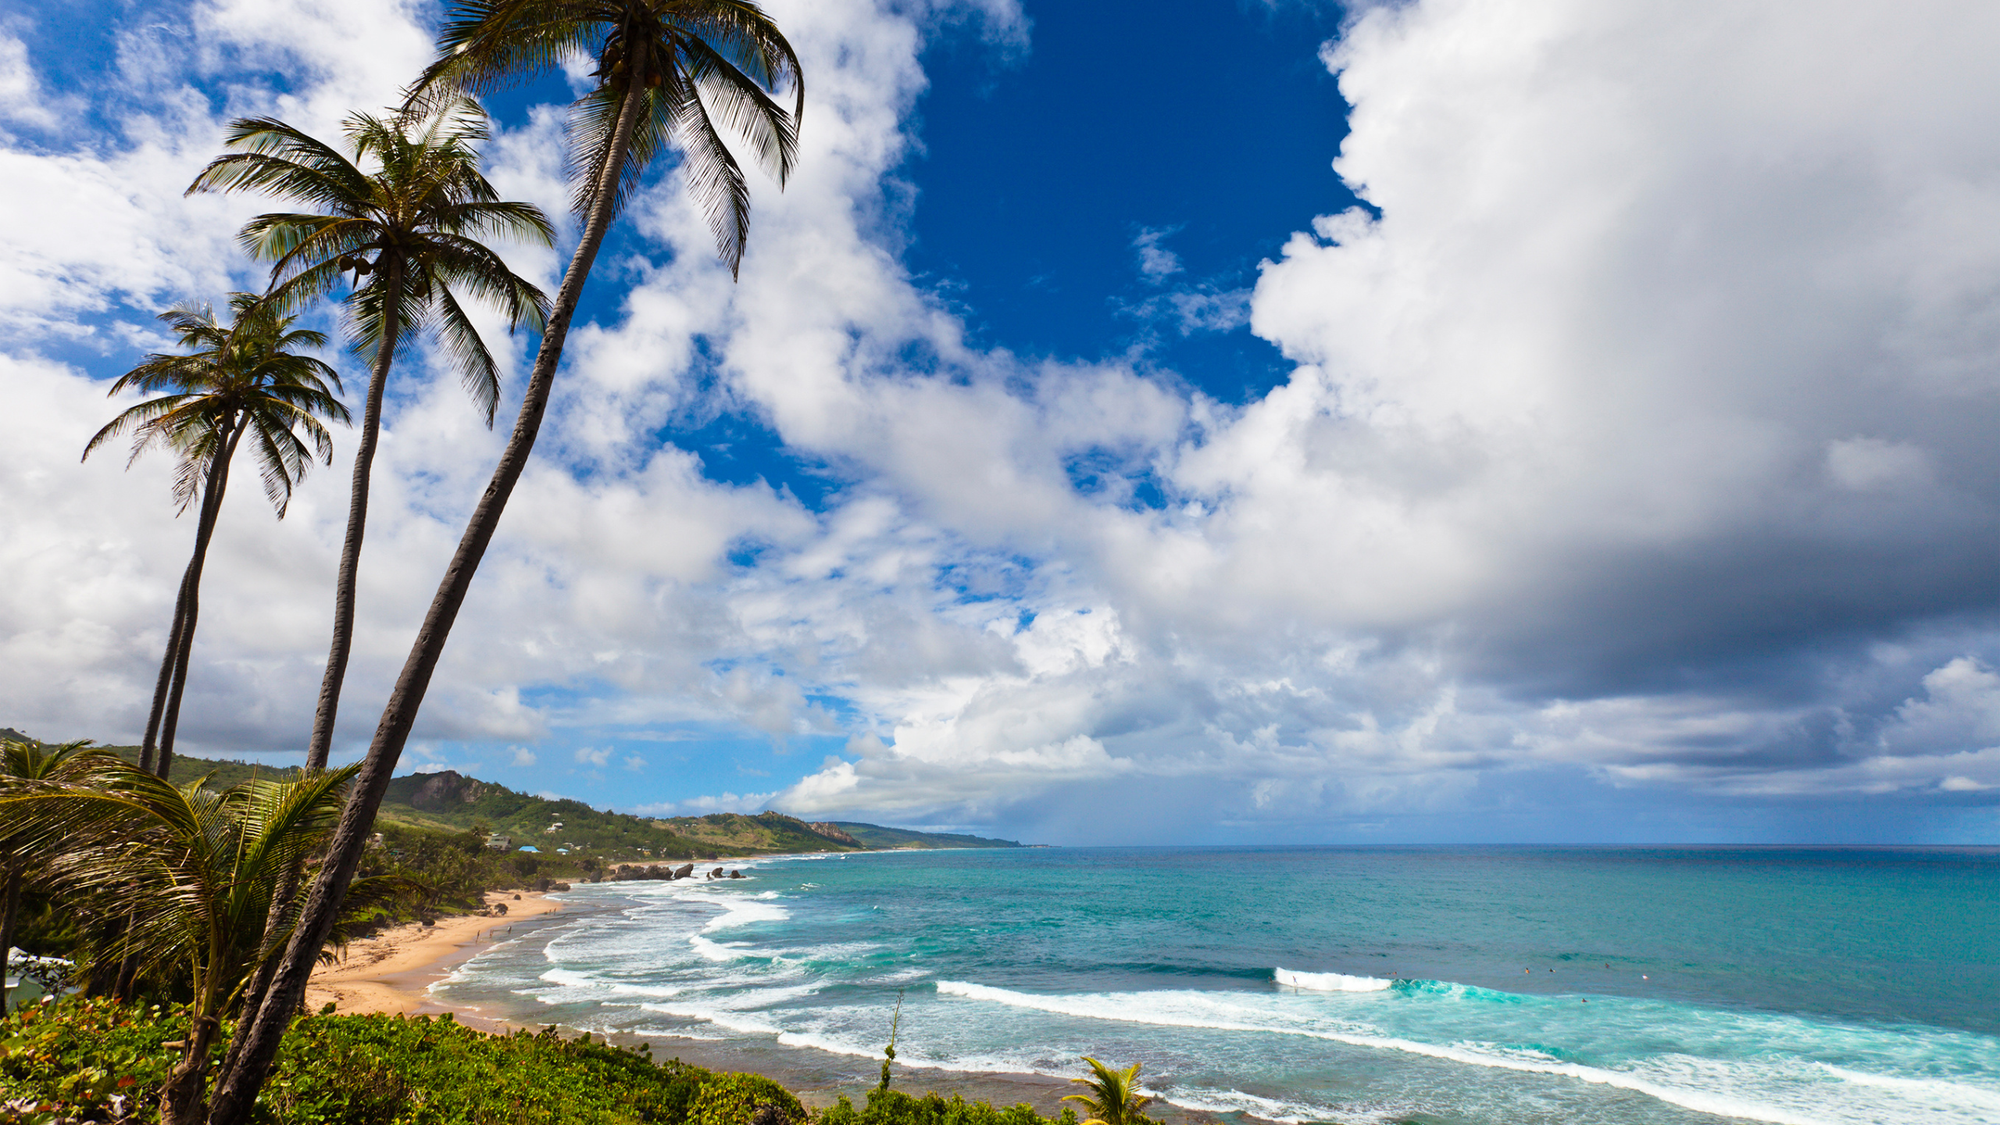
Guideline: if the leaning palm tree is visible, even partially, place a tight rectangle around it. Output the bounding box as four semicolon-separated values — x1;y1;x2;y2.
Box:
1063;1058;1153;1125
84;296;350;780
207;7;802;1119
0;758;370;1125
0;737;101;1016
187;101;554;771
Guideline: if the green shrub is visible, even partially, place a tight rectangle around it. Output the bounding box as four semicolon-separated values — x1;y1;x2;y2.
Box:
0;998;188;1122
690;1072;805;1125
264;1013;712;1124
2;1003;713;1124
1;1001;1086;1125
817;1088;1074;1125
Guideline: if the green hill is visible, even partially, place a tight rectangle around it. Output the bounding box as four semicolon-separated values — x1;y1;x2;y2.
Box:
827;822;1023;849
4;733;1026;855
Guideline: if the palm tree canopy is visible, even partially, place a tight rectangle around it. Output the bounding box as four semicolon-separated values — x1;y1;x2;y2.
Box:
0;738;110;862
407;0;804;277
82;294;350;516
0;738;104;786
1062;1057;1152;1125
0;759;383;1008
187;102;555;425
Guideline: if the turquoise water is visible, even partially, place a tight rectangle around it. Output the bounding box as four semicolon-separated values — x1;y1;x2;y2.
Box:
434;847;2000;1125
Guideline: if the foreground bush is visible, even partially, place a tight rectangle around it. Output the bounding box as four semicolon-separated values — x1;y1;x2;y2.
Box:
0;1001;1079;1125
819;1089;1076;1125
0;999;188;1122
0;1002;773;1125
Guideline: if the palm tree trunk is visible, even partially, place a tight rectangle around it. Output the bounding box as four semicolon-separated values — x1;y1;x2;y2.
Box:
139;575;193;774
112;938;141;1001
161;1012;222;1125
236;265;406;1040
157;418;244;782
305;260;404;771
0;863;22;1017
205;71;652;1125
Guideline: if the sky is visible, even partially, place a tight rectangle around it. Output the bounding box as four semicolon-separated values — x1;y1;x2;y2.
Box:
4;0;2000;845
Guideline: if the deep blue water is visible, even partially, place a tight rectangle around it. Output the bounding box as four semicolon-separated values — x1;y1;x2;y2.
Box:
434;847;2000;1125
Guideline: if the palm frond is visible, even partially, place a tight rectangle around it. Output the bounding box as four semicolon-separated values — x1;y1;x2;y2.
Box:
431;282;504;424
661;61;753;275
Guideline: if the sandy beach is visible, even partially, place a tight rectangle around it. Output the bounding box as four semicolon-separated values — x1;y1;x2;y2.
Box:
302;873;1222;1125
306;890;564;1017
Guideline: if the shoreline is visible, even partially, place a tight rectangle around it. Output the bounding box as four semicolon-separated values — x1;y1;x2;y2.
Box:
305;890;565;1017
311;869;1224;1125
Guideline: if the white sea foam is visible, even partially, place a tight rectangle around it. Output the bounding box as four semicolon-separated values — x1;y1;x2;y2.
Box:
935;981;1858;1125
534;967;686;999
1820;1066;2000;1112
1274;968;1393;992
1156;1085;1358;1125
703;897;790;931
689;935;751;962
637;1003;783;1037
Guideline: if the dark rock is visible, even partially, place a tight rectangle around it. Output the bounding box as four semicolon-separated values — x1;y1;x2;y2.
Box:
407;769;488;811
493;902;508;916
808;822;862;847
729;870;744;879
552;881;572;891
674;863;695;880
513;893;522;900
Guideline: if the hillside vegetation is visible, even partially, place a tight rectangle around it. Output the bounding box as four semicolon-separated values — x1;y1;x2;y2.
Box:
53;738;1022;858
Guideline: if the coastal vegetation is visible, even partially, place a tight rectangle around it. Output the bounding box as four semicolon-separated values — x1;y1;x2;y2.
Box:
63;743;1020;859
2;1001;1105;1125
0;755;386;1121
0;733;1107;1125
1060;1060;1151;1125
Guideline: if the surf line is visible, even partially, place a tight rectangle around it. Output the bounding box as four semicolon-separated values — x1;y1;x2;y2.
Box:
935;980;1835;1125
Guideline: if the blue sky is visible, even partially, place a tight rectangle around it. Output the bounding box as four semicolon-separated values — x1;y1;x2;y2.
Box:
4;0;2000;844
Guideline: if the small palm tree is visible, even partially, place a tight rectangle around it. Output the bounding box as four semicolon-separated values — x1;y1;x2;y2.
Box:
209;8;803;1119
0;737;101;1016
84;296;350;780
1063;1057;1152;1125
0;758;370;1125
187;102;554;770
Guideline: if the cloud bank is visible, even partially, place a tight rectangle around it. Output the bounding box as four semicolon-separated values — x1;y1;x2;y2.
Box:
3;0;1999;842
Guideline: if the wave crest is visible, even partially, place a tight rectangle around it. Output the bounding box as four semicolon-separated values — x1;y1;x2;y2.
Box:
1274;967;1393;992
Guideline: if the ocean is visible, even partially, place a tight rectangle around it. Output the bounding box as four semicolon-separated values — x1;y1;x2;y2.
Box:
432;846;2000;1125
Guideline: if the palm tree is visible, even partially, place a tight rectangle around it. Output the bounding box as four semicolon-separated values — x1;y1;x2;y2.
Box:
84;296;350;780
0;737;101;1016
0;758;370;1125
1063;1058;1153;1125
208;7;802;1119
187;101;554;771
